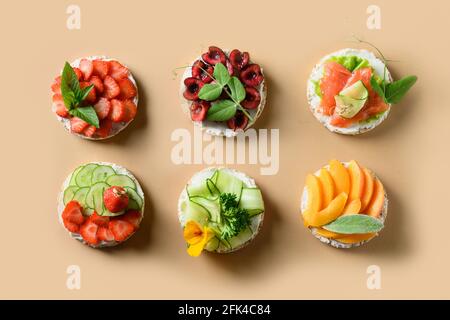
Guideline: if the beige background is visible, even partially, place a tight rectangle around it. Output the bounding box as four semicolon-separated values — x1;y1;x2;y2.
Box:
0;0;447;299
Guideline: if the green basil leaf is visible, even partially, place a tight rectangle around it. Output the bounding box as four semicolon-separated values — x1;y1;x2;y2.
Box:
61;62;82;109
79;84;94;102
199;83;223;101
385;75;417;104
70;106;100;128
323;214;384;234
370;75;386;103
207;100;237;122
213;62;230;87
228;77;246;103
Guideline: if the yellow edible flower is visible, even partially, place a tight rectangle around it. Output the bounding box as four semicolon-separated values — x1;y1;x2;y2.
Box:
183;220;215;257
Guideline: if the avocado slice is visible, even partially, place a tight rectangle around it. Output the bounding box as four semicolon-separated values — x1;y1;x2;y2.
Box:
334;80;368;119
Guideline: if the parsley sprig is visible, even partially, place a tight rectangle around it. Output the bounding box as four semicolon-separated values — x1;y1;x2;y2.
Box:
219;193;250;241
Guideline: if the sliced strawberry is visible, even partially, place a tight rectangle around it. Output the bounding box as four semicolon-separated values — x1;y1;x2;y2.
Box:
51;82;61;94
73;67;83;80
92;60;109;79
120;210;141;230
83;125;97;137
89;212;110;227
54;76;62;84
108;60;129;80
79;59;94;80
89;76;104;94
80;82;97;103
97;227;114;242
53;94;69;118
80;220;99;245
109;99;126;122
64;221;80;233
95;119;113;138
109;220;134;242
62;201;85;225
94;97;111;120
122;100;137;122
118;78;137;99
103;75;120;99
70;117;89;133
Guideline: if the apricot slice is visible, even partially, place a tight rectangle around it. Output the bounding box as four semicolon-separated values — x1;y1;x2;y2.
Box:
329;160;350;196
315;228;344;239
348;160;365;202
305;174;323;212
366;178;385;218
342;198;362;215
304;192;348;227
337;233;376;244
360;167;374;212
318;168;335;209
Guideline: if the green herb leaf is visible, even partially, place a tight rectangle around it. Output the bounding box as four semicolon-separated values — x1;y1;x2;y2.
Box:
219;193;249;240
207;100;237;122
385;75;417;104
69;106;100;128
323;214;384;234
61;62;82;109
370;75;386;103
213;62;231;87
79;84;95;102
228;77;246;103
198;83;223;101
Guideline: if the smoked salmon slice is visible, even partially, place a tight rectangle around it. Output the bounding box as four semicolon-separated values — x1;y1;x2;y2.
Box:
319;61;352;115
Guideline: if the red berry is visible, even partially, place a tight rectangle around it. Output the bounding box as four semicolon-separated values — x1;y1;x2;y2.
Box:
89;76;104;94
51;82;61;94
192;60;213;84
109;220;134;242
118;78;137;99
122;100;137;122
190;101;210;121
80;220;99;245
108;61;129;81
92;60;109;79
79;59;94;80
229;49;250;71
103;76;120;99
225;60;235;76
95;119;113;139
109;99;126;122
94;97;111;120
202;46;226;65
241;86;261;109
64;221;80;233
62;201;85;225
240;64;264;87
97;227;114;242
53;94;69;118
73;67;83;80
83;125;97;137
103;186;129;213
70;117;89;134
89;212;110;227
80;82;97;104
120;210;142;230
227;111;249;131
183;77;204;101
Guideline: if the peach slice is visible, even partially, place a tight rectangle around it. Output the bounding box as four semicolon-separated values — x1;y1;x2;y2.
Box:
315;228;344;239
366;178;385;218
337;233;376;244
360;167;374;212
348;160;365;202
329;160;350;196
342;198;362;215
305;174;323;212
304;192;348;227
318;168;335;209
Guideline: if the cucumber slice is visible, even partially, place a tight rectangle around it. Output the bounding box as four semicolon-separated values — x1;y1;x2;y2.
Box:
227;226;253;249
102;209;125;217
335;80;368;118
215;170;243;200
239;188;264;217
72;187;90;207
184;200;210;225
75;164;98;187
190;196;220;223
92;165;116;184
86;182;109;209
84;208;95;216
106;174;136;190
186;181;210;198
69;165;84;186
204;237;220;252
125;187;143;210
63;186;79;205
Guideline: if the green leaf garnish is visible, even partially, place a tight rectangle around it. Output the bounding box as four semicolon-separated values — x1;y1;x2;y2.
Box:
228;77;246;103
198;83;222;101
370;75;386;103
323;214;384;234
79;84;95;102
213;62;231;87
69;106;100;128
207;100;237;122
385;75;418;104
219;193;249;240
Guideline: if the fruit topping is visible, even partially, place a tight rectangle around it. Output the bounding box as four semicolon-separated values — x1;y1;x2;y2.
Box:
80;220;99;245
227;111;249;130
117;78;137;99
122;100;138;122
103;75;120;99
73;68;83;80
103;186;129;213
183;77;204;100
96;119;113;138
109;219;134;242
94;97;111;120
83;125;97;137
89;212;110;227
109;99;126;122
241;86;261;109
79;59;94;80
226;60;234;76
51;81;61;95
89;76;104;94
202;46;226;65
192;60;214;83
62;201;85;226
240;64;264;87
121;210;141;230
70;117;89;134
229;49;250;70
92;60;109;79
190;101;210;121
108;60;129;81
80;82;97;103
97;227;114;242
53;94;69;118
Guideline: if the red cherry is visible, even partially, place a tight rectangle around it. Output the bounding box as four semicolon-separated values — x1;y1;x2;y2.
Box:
190;101;210;121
